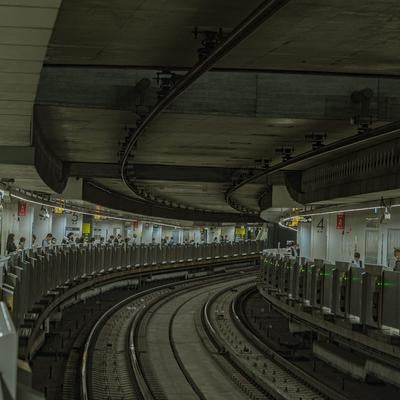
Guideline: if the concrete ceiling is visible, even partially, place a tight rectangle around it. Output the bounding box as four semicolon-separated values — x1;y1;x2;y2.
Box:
47;0;262;66
2;0;400;222
135;113;356;168
0;1;60;148
47;0;400;75
36;105;134;163
0;1;61;195
36;105;357;167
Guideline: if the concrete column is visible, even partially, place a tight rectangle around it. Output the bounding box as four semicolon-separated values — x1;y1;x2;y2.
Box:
152;225;162;243
52;214;67;244
207;226;222;242
64;212;82;240
161;227;173;243
1;199;34;254
221;225;235;241
142;223;153;244
298;223;311;259
188;228;201;243
133;221;143;243
32;204;53;247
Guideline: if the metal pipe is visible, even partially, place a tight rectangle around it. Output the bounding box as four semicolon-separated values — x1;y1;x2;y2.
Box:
120;0;292;213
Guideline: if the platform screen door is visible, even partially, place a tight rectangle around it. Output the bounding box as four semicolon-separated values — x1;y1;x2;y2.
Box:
365;229;379;265
387;229;400;268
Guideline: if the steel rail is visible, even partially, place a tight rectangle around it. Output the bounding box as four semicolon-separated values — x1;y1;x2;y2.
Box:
130;271;257;400
81;266;257;400
202;281;275;399
233;286;349;400
120;0;291;216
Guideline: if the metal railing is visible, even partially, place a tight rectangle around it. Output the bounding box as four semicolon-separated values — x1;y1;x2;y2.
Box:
261;251;400;333
0;240;266;328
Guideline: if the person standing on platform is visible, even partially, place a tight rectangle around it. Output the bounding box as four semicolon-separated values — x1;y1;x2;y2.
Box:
42;233;52;248
290;243;300;257
18;237;26;250
351;252;363;268
67;232;74;244
32;234;37;248
6;233;17;254
393;248;400;271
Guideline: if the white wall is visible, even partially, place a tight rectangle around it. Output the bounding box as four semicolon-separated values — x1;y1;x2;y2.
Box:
92;219;124;240
125;220;141;241
221;225;235;241
52;214;67;244
298;223;311;259
185;228;201;243
207;226;221;243
162;227;173;241
152;225;162;243
142;223;153;244
298;208;400;267
32;205;53;247
1;199;34;253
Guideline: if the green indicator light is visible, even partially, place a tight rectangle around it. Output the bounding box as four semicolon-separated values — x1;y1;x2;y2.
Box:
351;277;360;282
383;281;394;288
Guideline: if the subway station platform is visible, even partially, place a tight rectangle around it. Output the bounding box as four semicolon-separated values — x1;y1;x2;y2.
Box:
1;1;400;399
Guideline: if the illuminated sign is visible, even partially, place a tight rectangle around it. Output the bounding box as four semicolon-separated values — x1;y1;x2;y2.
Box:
336;213;345;230
18;200;27;217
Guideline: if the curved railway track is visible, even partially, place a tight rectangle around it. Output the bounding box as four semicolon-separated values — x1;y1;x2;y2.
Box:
204;283;334;400
81;270;259;400
236;286;400;400
133;275;264;400
82;269;353;400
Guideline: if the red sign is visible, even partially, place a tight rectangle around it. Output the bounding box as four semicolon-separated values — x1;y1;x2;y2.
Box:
18;201;27;217
336;213;345;230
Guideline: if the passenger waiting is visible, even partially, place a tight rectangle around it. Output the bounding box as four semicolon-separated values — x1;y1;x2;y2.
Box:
351;252;363;268
18;237;26;250
107;235;114;245
67;232;74;244
290;243;300;257
32;234;37;248
393;247;400;271
6;233;17;254
42;233;52;247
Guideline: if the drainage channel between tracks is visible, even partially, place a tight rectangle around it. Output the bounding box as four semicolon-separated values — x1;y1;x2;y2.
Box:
204;282;333;400
133;274;263;400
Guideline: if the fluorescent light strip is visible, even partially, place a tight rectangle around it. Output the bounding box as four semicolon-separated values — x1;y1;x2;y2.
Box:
10;193;179;229
278;221;298;232
281;202;400;223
